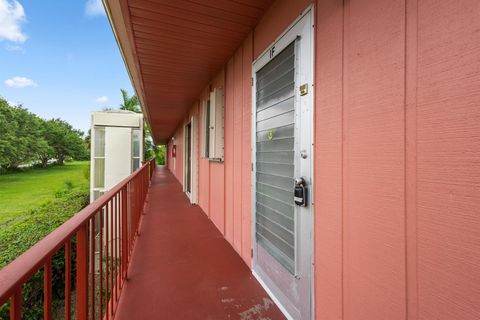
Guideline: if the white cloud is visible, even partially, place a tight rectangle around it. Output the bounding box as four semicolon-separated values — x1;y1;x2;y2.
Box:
5;43;24;52
4;76;37;88
95;96;108;103
85;0;105;16
0;0;27;43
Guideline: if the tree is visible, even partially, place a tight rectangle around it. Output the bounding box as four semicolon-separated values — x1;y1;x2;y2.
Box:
156;145;166;165
119;89;140;113
118;89;162;161
35;137;54;168
84;129;91;151
144;137;158;161
0;97;88;171
43;119;88;165
0;98;50;169
0;99;16;168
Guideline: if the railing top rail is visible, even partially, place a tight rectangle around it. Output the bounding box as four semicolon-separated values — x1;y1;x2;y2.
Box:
0;159;155;305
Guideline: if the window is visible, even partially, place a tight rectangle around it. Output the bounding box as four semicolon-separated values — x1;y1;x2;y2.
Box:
132;128;141;171
93;127;105;188
93;190;104;201
202;87;224;161
202;99;211;158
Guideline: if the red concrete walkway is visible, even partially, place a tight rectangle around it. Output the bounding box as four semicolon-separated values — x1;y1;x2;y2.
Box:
115;168;285;320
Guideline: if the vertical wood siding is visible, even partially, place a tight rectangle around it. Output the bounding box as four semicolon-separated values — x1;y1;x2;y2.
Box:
344;0;407;318
416;1;480;319
314;0;344;318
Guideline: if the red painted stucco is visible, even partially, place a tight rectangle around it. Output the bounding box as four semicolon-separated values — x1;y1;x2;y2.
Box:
167;0;480;318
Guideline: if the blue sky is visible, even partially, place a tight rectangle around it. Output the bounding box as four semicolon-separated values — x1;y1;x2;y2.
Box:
0;0;134;133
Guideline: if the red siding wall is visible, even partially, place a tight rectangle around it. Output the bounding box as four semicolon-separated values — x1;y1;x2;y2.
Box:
312;0;480;319
416;1;480;319
345;0;407;318
241;34;253;264
167;0;480;318
314;0;344;318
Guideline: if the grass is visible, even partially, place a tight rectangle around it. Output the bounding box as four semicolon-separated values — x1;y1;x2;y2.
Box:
0;161;89;226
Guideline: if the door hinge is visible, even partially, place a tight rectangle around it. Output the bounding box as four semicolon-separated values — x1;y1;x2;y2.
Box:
251;77;254;86
251;248;253;257
251;163;253;171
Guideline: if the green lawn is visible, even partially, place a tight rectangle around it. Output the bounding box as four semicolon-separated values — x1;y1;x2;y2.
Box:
0;161;89;225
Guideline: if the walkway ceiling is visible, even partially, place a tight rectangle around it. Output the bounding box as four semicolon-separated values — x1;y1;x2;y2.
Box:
104;0;274;144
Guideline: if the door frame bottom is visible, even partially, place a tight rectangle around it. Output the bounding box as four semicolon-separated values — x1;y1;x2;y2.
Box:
252;270;295;320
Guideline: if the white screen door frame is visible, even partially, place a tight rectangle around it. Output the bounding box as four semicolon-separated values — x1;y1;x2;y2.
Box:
183;115;198;204
251;6;314;320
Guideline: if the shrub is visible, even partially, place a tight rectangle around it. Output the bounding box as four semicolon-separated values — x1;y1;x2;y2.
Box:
83;162;91;181
64;179;74;190
156;145;166;165
0;184;89;319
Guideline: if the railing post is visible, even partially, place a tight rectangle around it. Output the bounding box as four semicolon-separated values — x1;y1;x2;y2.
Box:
65;240;71;320
98;211;103;318
135;179;139;236
44;257;52;320
10;288;22;320
121;186;128;277
105;202;110;320
76;224;88;320
89;219;95;320
142;168;146;208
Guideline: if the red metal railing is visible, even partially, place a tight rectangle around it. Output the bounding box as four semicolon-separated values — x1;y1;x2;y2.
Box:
0;158;156;319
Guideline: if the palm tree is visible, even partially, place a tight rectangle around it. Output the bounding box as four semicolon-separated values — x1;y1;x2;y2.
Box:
119;89;141;113
119;89;148;133
118;89;160;161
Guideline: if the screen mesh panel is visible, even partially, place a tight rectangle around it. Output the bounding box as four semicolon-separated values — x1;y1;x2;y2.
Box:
255;42;296;274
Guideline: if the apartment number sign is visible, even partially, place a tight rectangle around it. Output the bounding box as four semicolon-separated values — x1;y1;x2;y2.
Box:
269;45;276;59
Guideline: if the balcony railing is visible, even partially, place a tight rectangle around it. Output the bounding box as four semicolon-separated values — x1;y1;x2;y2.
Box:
0;159;156;320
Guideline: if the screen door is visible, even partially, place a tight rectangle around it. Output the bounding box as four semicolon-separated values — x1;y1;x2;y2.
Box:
185;122;192;195
252;8;313;320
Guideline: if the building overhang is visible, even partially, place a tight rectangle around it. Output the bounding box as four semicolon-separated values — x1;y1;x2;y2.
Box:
103;0;273;144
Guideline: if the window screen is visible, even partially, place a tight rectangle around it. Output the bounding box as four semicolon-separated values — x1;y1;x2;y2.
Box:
93;127;105;188
132;129;141;171
255;42;296;274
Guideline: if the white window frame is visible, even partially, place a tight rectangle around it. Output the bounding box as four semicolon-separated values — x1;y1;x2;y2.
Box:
201;87;224;161
201;99;210;158
91;126;106;201
131;128;142;172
